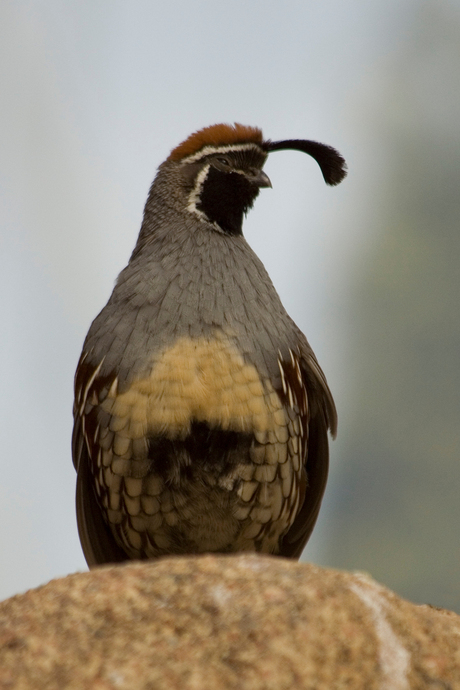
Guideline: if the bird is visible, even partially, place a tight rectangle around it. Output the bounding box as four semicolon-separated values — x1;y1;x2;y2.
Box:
72;122;346;567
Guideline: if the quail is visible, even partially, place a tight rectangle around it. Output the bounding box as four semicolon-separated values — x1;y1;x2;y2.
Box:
72;123;346;567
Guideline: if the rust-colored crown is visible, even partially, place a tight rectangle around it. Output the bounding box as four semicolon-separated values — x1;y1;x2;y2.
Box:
168;123;264;162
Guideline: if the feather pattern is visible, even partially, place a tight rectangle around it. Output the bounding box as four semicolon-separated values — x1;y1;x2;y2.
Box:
72;123;344;566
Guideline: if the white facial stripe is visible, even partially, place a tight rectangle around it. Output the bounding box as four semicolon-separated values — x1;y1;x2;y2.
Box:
187;163;210;220
182;142;263;164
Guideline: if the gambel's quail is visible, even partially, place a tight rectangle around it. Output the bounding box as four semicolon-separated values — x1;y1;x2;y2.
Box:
72;123;346;566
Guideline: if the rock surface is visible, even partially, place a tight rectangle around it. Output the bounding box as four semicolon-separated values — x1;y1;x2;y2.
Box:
0;554;459;689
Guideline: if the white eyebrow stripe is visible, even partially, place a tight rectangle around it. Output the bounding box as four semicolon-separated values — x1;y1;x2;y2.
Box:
182;142;264;163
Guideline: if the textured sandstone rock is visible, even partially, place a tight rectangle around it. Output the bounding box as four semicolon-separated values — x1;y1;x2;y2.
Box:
0;554;459;689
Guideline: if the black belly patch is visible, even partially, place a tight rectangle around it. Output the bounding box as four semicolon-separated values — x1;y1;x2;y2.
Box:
147;421;254;485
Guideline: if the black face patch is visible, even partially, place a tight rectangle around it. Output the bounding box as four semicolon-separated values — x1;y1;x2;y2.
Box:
186;146;268;235
197;166;260;235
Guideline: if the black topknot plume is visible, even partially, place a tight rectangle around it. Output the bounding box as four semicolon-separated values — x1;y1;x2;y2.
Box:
264;139;347;186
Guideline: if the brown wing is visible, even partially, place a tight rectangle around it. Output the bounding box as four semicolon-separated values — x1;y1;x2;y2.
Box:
278;343;336;559
72;354;128;567
278;407;330;558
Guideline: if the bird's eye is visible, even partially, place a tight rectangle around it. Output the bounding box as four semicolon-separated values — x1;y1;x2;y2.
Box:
216;157;231;167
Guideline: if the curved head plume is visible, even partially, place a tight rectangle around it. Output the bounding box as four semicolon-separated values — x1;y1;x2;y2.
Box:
263;138;347;186
167;123;347;186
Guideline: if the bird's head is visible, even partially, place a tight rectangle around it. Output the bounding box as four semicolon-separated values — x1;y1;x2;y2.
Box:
148;122;347;237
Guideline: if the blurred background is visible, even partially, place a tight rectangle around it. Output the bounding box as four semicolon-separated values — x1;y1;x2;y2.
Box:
1;0;459;611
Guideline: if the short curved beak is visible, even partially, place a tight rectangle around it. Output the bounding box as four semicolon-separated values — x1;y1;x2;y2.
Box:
252;170;272;188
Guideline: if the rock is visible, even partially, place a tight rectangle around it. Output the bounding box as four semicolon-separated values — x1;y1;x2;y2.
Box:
0;554;459;689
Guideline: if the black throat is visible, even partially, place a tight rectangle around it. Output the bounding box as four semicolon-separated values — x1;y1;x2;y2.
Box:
196;166;259;236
